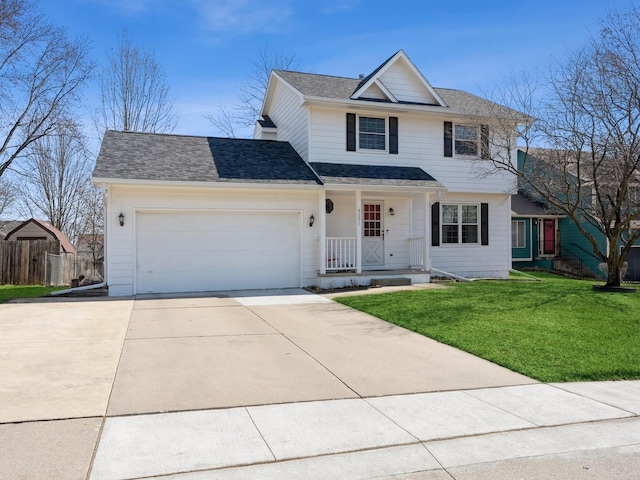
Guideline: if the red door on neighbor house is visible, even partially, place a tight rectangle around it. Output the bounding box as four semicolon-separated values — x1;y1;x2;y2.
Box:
542;219;556;255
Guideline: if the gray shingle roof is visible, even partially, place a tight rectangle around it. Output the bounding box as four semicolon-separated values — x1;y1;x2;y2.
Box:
310;162;444;188
511;192;562;216
93;131;322;185
274;69;522;118
274;70;361;99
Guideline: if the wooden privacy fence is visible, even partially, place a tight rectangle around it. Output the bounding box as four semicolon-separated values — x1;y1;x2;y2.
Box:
0;240;61;285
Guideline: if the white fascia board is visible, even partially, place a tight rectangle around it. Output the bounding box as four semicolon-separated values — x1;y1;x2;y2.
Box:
302;96;478;118
260;72;278;117
263;71;305;115
374;79;398;103
351;51;402;100
324;183;447;193
91;177;323;191
351;50;447;107
396;51;447;107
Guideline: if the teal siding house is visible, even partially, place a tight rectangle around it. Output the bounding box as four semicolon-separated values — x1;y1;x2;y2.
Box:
512;149;640;280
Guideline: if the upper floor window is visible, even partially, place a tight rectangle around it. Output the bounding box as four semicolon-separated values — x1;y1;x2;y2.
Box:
359;116;386;150
444;121;489;159
346;113;398;154
455;125;479;156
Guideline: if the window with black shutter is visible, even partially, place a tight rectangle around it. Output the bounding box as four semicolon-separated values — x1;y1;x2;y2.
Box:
346;114;398;154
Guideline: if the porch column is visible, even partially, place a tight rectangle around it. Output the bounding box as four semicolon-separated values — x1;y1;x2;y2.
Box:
424;192;431;272
355;190;362;273
319;190;326;274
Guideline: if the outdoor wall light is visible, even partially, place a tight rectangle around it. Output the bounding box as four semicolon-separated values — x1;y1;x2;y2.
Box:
118;212;125;227
389;207;395;216
309;214;315;227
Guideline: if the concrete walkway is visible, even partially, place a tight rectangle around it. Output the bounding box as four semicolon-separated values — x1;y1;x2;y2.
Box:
1;288;639;479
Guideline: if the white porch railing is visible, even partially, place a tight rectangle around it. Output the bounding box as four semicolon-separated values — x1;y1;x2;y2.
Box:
408;237;425;268
326;237;357;271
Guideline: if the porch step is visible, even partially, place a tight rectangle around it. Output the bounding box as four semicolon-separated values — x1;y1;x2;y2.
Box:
370;277;412;287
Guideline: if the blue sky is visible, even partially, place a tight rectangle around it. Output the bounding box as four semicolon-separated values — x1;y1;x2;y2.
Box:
42;0;628;140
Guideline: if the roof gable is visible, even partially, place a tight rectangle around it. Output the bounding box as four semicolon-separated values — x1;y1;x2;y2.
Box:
351;50;446;106
269;53;526;120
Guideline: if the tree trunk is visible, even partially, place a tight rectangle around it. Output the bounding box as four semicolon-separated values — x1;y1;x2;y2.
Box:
606;241;622;287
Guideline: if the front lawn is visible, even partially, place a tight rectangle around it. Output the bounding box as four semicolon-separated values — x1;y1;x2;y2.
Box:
336;273;640;382
0;285;64;304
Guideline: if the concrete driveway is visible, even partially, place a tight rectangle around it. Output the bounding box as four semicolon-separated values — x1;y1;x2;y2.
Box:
1;288;639;479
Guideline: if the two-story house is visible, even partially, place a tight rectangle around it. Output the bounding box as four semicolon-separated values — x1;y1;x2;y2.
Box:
93;50;519;296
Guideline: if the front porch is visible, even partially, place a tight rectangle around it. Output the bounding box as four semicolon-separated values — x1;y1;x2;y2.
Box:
315;188;436;288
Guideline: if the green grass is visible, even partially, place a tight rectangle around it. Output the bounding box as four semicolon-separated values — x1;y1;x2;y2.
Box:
0;285;65;303
336;272;640;382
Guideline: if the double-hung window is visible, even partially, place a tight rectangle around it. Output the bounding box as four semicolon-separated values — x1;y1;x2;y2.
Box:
454;124;479;156
359;116;386;151
347;113;398;154
442;204;479;244
444;122;488;159
512;220;526;248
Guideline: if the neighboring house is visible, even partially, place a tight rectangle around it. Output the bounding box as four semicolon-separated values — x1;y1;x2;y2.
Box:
510;149;622;279
77;233;104;256
3;218;76;255
93;50;520;296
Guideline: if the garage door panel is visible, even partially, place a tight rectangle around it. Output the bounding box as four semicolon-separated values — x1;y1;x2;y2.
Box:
136;211;301;293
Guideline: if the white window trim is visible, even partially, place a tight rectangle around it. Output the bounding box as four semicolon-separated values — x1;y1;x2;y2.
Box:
357;115;388;153
454;123;480;158
441;203;480;245
512;220;526;248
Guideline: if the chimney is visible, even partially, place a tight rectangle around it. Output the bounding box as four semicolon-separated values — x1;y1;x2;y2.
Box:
358;74;364;79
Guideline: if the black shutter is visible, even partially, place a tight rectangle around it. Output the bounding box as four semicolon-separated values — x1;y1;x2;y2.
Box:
389;116;398;154
444;121;453;157
481;203;489;245
431;202;440;246
480;124;489;159
346;113;356;151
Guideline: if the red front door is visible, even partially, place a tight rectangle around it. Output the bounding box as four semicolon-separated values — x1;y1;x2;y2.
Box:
542;219;556;255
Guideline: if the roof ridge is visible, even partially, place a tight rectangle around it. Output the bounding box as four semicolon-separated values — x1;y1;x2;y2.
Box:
275;69;359;81
105;130;291;144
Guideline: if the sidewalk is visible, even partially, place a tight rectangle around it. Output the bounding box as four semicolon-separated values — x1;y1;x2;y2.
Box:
88;381;640;479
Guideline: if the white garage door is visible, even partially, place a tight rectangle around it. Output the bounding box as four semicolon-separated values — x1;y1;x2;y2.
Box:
136;211;301;294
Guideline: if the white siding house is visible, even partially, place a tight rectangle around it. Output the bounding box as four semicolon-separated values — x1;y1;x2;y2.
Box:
94;50;520;296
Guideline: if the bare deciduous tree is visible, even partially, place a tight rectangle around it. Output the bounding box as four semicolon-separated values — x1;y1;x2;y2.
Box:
75;184;104;276
207;44;301;138
15;119;92;243
98;29;177;133
0;0;94;177
0;177;15;216
484;7;640;287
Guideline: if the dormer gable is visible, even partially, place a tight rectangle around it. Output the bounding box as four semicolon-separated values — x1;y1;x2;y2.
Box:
351;50;447;106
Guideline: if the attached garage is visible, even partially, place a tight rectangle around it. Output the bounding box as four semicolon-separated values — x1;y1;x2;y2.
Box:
135;210;301;294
